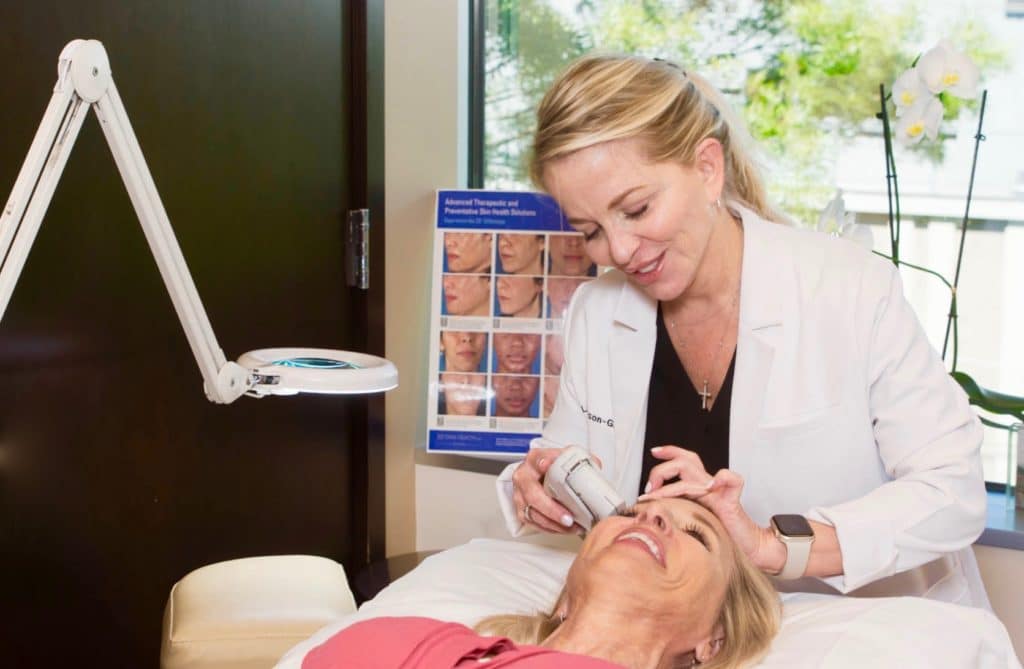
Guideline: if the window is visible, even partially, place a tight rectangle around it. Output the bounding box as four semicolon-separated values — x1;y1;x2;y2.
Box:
471;0;1024;488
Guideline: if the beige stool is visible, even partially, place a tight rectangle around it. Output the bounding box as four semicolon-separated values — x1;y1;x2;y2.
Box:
161;555;356;669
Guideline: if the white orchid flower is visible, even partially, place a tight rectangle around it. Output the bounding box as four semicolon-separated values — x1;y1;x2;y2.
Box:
840;222;874;249
895;95;943;145
892;67;928;116
817;189;849;235
917;39;979;98
816;190;873;250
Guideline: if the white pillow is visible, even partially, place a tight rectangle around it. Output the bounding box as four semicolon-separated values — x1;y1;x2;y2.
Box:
276;539;1021;669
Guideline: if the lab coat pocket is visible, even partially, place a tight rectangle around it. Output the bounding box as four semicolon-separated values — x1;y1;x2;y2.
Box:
756;401;842;441
750;403;852;507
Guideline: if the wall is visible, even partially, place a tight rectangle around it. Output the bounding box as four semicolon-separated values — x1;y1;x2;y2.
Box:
415;464;581;551
383;1;527;556
383;0;470;555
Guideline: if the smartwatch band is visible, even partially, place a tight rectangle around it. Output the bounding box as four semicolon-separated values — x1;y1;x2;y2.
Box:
771;514;815;580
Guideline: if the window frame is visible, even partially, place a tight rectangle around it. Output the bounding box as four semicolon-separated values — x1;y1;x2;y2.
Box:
463;1;1024;543
467;0;486;188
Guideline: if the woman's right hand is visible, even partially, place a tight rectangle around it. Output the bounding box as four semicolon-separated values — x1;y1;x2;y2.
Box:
510;446;579;533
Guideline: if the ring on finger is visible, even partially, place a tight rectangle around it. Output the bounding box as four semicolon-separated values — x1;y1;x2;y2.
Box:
524;504;534;524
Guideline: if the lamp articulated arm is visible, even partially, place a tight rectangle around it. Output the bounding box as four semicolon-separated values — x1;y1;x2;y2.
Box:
0;40;250;403
0;40;398;403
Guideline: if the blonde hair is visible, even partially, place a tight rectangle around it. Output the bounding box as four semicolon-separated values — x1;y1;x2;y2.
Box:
475;609;563;648
530;54;782;224
711;542;781;668
475;541;780;669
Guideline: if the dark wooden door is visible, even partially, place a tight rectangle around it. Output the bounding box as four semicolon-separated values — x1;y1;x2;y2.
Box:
0;2;380;665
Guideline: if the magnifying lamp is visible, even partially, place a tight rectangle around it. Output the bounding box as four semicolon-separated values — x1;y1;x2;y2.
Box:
0;39;397;403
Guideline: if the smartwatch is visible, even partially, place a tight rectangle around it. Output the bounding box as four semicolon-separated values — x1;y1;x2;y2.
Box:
770;514;815;579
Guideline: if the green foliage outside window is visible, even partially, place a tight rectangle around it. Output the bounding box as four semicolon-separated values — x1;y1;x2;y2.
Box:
483;0;1008;223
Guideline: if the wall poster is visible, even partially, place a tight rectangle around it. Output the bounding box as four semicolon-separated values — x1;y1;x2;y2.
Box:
427;189;597;455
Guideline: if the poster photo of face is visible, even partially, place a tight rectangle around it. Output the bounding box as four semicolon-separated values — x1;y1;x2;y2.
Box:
442;273;492;317
440;330;488;373
496;233;544;275
492;332;541;375
543;334;564;376
444;231;493;273
546;277;589;320
491;374;540;418
438;372;488;417
542;375;559;419
547;233;596;277
495;275;543;319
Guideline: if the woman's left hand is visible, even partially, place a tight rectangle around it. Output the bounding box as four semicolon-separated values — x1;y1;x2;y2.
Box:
639;446;777;568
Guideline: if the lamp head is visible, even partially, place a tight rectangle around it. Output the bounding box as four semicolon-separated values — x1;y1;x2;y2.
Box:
237;347;398;397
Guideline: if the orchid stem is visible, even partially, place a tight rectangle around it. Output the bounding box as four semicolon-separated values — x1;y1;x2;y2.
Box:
873;254;957;361
941;89;988;371
872;252;952;290
878;84;901;266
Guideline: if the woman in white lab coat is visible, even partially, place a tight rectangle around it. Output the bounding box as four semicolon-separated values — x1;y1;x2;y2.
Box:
496;54;988;606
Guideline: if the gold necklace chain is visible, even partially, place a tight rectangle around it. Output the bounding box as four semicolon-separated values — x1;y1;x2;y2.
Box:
666;290;739;411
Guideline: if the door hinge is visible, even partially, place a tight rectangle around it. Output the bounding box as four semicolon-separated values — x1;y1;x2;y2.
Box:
346;208;370;289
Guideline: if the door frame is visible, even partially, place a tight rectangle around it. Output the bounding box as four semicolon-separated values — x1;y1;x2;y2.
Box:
346;0;387;566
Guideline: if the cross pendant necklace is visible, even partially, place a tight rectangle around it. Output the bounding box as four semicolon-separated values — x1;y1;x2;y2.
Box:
698;380;712;411
667;290;739;413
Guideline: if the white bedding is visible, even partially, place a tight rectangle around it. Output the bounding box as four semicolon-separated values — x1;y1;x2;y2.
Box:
276;539;1022;669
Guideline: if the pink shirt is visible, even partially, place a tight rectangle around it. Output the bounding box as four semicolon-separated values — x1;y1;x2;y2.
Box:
301;616;626;668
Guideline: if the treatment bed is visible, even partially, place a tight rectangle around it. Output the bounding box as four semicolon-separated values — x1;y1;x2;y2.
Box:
161;539;1022;669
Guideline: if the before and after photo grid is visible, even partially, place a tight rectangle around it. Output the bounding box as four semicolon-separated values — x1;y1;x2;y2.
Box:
428;190;597;455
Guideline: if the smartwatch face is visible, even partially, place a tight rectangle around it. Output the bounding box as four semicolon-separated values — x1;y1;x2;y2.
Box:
772;514;814;537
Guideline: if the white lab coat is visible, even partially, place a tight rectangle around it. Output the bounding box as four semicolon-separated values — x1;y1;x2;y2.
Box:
497;203;989;606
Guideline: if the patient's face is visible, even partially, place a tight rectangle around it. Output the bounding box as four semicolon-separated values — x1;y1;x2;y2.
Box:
565;498;732;644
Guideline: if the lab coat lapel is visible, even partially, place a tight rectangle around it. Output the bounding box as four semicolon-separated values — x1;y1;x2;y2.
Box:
730;206;785;463
609;279;657;491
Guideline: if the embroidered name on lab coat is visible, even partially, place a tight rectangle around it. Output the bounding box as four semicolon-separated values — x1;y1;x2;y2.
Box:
580;405;614;428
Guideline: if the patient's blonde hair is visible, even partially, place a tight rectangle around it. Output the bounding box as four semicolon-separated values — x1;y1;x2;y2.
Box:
475;541;780;669
530;54;783;224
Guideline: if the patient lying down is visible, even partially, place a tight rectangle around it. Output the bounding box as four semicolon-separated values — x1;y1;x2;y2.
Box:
302;498;780;669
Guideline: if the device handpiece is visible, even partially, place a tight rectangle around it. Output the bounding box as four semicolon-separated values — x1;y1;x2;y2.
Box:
544;446;629;530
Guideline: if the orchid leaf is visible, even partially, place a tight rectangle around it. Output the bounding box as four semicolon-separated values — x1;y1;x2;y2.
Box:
978;415;1017;431
951;371;1024;422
